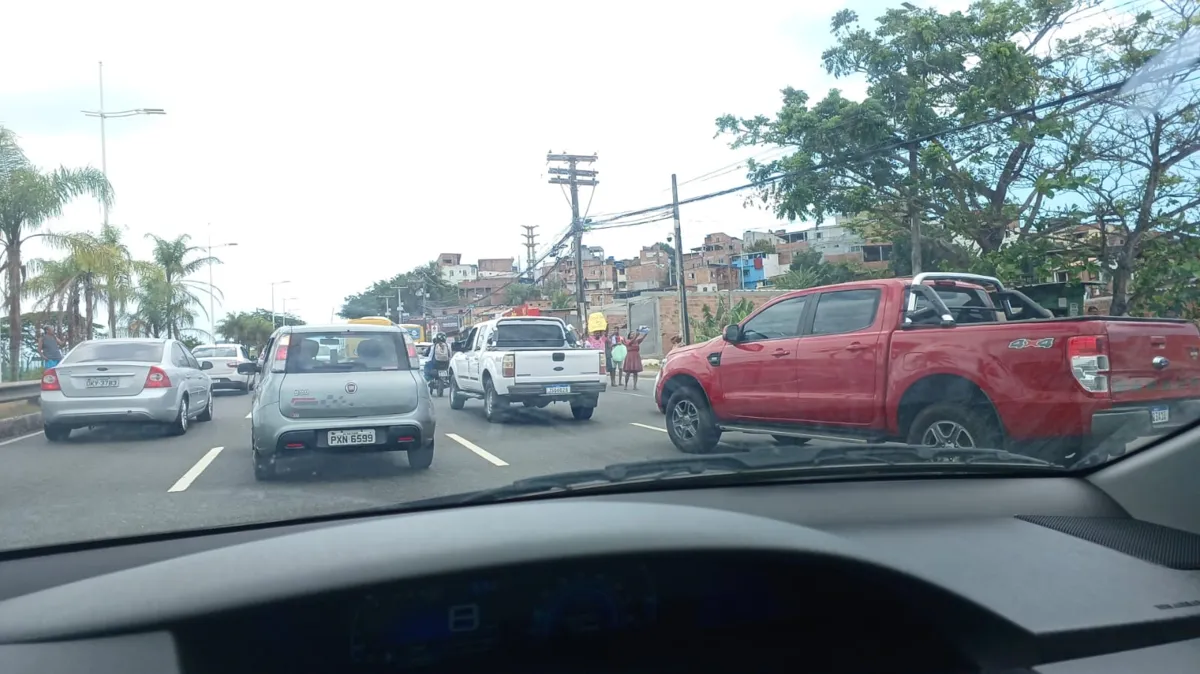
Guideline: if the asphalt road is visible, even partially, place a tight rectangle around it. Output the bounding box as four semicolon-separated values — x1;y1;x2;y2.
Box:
0;384;785;552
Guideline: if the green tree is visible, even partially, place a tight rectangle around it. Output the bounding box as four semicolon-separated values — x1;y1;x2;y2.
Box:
339;261;456;320
690;297;757;341
744;239;777;254
215;311;278;347
0;126;112;377
505;282;542;305
715;0;1097;270
143;234;221;338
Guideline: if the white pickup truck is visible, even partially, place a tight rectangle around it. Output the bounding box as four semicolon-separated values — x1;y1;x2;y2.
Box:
447;316;607;422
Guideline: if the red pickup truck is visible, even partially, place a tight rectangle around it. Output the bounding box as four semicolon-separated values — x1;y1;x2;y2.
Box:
654;272;1200;463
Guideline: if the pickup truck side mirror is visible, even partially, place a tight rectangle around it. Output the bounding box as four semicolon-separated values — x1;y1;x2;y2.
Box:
199;361;214;371
723;324;742;342
565;331;577;345
236;362;260;375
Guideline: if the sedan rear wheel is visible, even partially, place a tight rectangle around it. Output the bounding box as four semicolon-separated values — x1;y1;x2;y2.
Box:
197;391;214;422
166;395;189;436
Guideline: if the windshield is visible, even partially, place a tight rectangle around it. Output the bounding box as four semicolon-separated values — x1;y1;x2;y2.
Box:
193;346;239;358
5;0;1200;552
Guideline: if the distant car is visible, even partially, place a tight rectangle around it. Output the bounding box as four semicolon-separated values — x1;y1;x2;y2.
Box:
239;324;435;481
191;343;254;393
39;338;215;442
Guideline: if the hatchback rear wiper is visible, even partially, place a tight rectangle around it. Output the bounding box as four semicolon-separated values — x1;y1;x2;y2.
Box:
408;444;1058;506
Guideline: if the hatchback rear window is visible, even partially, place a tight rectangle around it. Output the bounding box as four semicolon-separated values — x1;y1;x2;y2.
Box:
284;332;412;372
64;341;164;364
193;347;238;358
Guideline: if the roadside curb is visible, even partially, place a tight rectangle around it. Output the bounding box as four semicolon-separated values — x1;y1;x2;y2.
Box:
0;412;42;441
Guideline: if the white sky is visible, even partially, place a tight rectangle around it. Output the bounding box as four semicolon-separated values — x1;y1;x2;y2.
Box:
2;0;1011;335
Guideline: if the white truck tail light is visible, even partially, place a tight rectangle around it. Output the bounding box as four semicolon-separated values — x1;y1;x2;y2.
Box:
599;352;606;375
1067;335;1109;393
502;354;516;378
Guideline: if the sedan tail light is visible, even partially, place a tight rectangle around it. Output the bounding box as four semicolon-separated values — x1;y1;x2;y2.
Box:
145;366;172;388
41;369;61;391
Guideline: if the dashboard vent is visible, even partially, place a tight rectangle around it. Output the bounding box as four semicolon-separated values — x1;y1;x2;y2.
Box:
1017;515;1200;570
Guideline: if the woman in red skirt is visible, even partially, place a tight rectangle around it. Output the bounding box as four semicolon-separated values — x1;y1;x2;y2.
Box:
622;330;647;390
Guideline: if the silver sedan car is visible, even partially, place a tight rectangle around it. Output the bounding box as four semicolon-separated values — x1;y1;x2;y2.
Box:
240;324;435;481
39;338;216;442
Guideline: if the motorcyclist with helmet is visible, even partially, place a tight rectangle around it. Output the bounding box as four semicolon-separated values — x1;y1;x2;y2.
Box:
424;332;453;389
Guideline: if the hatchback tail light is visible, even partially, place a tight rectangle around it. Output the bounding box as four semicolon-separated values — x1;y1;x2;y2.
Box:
41;369;61;391
1067;335;1109;393
145;366;172;389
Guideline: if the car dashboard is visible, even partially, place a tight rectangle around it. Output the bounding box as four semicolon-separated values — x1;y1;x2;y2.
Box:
1;476;1199;674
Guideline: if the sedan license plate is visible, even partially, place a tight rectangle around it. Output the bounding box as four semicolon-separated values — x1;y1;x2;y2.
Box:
1151;406;1170;425
545;385;571;395
86;378;119;388
328;429;376;446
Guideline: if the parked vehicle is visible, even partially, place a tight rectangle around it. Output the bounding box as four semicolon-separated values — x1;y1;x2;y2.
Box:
192;343;254;393
238;324;435;481
447;316;605;422
655;272;1200;463
39;338;215;441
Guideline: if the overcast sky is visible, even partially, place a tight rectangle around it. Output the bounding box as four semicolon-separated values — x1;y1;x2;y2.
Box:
2;0;979;335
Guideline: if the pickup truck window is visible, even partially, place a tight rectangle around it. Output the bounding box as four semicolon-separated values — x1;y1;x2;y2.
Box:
742;297;807;341
493;321;569;348
810;289;881;335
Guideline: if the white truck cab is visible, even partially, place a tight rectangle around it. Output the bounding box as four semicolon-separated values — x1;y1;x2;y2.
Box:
447;316;606;422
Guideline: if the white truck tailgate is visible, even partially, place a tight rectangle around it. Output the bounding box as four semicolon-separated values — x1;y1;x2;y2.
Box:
512;349;602;384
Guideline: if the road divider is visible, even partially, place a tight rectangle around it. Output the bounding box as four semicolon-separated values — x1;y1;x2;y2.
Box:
445;433;509;466
168;447;225;492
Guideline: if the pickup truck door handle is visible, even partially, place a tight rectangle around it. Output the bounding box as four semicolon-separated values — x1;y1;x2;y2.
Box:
771;349;791;357
845;342;868;351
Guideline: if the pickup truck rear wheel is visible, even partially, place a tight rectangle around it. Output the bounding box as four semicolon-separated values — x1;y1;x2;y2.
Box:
665;387;721;454
906;403;1001;451
570;404;594;420
483;380;507;423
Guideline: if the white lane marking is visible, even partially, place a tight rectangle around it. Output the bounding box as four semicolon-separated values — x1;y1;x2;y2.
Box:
0;430;45;446
610;391;645;397
445;433;508;466
168;447;225;492
630;422;668;433
244;411;252;419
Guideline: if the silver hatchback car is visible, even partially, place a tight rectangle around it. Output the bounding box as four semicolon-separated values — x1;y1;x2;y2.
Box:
240;324;435;480
39;338;216;442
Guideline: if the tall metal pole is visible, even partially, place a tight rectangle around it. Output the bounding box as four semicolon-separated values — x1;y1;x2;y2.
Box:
207;231;214;334
671;174;691;344
271;284;276;328
98;62;109;227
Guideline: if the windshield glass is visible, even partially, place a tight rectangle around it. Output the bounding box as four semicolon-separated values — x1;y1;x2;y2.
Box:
5;0;1200;552
192;347;239;358
62;342;164;364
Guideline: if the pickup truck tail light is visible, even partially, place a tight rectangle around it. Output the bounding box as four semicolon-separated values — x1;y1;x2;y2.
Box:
502;354;516;378
1067;335;1109;393
599;352;606;375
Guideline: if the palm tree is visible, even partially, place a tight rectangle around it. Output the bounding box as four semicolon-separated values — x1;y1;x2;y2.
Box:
0;127;112;377
144;234;221;339
215;311;274;348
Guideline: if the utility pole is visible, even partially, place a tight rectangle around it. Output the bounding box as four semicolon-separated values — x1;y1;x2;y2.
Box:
547;152;598;330
521;225;539;284
671;174;691;344
392;287;405;323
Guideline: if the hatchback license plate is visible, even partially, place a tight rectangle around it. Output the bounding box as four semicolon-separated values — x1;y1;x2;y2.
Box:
545;385;571;395
86;378;119;388
328;429;376;446
1151;406;1170;425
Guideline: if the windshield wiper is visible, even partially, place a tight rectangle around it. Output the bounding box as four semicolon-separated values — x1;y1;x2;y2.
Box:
408;443;1057;506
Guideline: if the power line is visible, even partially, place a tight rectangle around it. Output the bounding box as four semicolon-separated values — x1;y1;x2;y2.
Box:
583;62;1192;230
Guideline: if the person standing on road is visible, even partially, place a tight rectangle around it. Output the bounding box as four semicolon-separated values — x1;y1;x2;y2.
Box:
611;336;627;387
39;326;63;369
622;330;646;390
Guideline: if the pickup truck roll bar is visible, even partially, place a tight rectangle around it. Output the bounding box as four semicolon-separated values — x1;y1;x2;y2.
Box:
904;272;1052;325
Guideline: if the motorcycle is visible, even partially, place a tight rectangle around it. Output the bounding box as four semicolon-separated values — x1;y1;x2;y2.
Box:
426;365;449;397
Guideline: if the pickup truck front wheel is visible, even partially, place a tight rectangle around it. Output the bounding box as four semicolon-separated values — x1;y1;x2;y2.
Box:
665;387;721;454
906;403;1002;451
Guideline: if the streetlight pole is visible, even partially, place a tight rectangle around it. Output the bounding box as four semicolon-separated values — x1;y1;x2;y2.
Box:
271;281;290;328
81;62;166;227
207;231;238;339
281;298;298;326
